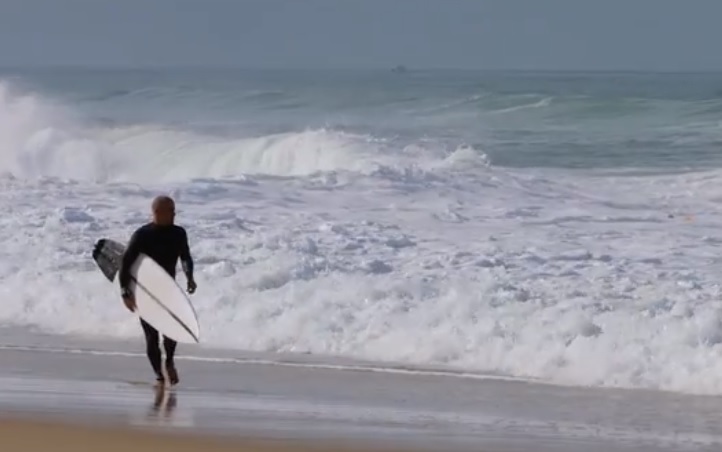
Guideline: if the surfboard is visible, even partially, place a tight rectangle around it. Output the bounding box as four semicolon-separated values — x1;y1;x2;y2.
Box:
92;238;200;344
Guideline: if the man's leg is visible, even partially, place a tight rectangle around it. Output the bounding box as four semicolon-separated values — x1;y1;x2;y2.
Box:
163;336;179;385
140;319;164;382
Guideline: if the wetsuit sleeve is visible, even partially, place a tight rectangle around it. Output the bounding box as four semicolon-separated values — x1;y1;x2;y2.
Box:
179;227;195;281
118;229;143;293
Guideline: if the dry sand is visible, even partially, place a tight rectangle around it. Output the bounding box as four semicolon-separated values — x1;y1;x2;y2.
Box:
0;416;409;452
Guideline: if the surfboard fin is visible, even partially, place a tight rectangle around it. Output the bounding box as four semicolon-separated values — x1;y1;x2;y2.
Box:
92;238;126;282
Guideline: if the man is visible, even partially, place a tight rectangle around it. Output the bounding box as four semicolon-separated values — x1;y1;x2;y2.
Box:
118;195;197;386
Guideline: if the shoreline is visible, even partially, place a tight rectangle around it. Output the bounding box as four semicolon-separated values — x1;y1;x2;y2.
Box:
0;341;720;451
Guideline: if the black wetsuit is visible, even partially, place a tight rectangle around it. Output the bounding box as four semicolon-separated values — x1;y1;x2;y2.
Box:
118;223;194;381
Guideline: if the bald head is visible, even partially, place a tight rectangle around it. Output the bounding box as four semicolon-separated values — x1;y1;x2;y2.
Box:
151;195;175;226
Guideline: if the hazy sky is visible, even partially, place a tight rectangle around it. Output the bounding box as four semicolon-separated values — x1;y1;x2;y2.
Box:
0;0;720;71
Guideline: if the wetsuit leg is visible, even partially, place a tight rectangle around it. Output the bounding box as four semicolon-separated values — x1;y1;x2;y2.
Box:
140;319;163;380
163;336;179;384
163;336;177;366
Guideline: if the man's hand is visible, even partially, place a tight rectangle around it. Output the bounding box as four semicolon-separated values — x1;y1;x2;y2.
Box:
123;294;136;312
121;287;136;312
187;278;197;294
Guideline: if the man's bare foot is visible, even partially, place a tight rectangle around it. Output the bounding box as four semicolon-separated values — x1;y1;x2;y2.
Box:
166;365;179;386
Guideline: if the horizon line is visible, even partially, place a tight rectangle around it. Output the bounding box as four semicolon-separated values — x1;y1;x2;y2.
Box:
1;64;722;75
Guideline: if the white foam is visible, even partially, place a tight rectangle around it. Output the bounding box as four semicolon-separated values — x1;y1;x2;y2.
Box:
4;80;722;396
1;163;722;396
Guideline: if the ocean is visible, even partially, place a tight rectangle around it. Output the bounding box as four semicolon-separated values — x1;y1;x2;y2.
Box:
2;68;722;395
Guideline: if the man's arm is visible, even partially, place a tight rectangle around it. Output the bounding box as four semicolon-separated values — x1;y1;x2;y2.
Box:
118;229;143;297
179;227;195;288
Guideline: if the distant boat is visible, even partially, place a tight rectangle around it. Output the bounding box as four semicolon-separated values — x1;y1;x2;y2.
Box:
391;65;408;74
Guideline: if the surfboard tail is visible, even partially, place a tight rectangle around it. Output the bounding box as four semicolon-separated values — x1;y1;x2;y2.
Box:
92;238;126;282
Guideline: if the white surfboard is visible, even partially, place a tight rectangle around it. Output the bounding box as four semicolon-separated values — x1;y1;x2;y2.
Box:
128;253;200;343
92;238;201;343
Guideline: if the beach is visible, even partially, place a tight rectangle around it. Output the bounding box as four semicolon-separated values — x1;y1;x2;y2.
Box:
0;335;721;452
1;418;398;452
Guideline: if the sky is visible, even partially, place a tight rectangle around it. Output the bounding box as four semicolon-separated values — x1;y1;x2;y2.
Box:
0;0;720;71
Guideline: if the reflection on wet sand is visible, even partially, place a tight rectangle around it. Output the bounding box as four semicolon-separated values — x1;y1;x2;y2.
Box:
150;385;177;418
130;385;193;429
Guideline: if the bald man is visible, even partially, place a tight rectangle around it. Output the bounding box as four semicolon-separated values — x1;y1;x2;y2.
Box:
118;195;197;386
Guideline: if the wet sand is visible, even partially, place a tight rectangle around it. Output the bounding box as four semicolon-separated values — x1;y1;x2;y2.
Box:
1;339;721;451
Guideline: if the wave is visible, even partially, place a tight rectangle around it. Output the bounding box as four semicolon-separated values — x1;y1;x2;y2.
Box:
5;73;722;182
1;81;490;183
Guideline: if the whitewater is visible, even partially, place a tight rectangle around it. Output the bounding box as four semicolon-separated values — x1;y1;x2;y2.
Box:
3;68;722;396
